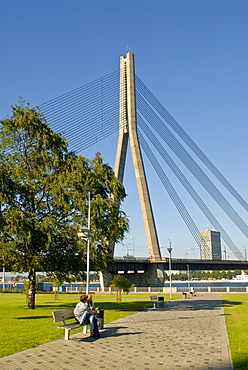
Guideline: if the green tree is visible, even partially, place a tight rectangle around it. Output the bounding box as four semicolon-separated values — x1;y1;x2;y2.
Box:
111;274;132;302
0;102;129;309
53;277;63;300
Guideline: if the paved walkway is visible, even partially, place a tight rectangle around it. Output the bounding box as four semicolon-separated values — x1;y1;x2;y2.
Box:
0;294;233;369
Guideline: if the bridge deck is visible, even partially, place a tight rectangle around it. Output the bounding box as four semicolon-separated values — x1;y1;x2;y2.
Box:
111;258;248;272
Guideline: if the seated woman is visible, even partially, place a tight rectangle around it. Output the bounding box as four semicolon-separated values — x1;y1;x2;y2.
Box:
74;294;100;337
86;294;96;311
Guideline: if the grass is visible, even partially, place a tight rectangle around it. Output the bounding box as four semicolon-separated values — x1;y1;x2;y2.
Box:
222;295;248;370
1;292;247;369
0;292;158;358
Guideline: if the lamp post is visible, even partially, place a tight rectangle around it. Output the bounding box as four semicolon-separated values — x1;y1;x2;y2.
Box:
86;191;91;295
77;190;91;295
2;266;5;290
130;235;135;256
167;239;172;300
186;264;190;292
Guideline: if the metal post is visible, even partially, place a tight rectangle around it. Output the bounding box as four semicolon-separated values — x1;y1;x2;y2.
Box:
130;235;135;256
167;240;172;300
187;264;190;292
86;191;91;295
2;266;5;290
223;245;227;260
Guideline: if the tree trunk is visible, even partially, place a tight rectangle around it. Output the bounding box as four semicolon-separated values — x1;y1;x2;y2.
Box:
27;268;36;309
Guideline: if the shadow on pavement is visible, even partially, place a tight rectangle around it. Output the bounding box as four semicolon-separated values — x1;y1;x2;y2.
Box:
161;298;223;311
75;325;142;341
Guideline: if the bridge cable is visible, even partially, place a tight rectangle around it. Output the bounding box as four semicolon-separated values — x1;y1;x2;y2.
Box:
38;70;121;153
137;129;210;257
136;75;248;213
136;91;248;239
137;113;243;259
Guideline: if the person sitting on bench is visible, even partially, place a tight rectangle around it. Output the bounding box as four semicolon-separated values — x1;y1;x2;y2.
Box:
86;294;96;311
190;287;196;296
74;294;100;337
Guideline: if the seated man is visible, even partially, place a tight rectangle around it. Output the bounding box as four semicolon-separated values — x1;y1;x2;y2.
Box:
74;294;100;337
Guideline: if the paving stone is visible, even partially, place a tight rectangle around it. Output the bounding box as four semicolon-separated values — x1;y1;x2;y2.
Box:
0;294;233;369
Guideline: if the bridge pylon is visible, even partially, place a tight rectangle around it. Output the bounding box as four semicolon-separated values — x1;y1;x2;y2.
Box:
102;52;164;288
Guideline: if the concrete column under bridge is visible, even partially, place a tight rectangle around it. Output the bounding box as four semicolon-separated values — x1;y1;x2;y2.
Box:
100;263;164;290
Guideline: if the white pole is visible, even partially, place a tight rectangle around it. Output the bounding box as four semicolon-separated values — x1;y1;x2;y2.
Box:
2;266;5;290
187;264;190;292
86;191;91;295
167;240;172;300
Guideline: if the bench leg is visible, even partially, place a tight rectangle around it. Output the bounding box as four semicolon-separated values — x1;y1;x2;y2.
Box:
65;329;70;340
83;325;87;334
97;318;103;329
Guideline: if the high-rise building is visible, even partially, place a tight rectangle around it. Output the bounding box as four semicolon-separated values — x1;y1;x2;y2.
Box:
200;229;222;260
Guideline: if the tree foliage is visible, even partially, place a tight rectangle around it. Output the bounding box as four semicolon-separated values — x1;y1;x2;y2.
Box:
111;274;132;302
0;101;129;308
166;270;246;281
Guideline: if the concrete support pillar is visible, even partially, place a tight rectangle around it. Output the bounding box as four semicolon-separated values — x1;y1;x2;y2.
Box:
125;52;161;260
100;264;164;289
108;52;163;289
99;271;114;291
114;56;129;183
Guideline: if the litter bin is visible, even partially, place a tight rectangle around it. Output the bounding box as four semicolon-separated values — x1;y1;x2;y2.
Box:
157;296;164;307
95;309;104;329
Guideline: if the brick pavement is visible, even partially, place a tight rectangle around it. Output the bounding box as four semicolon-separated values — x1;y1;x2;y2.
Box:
0;294;233;369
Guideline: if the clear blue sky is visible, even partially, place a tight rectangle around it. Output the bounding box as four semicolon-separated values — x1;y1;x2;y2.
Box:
1;0;247;260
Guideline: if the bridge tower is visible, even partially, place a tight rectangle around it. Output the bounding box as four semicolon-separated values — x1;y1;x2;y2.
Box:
101;52;164;288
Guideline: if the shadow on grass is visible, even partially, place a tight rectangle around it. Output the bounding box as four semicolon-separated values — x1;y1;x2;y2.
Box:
15;316;51;319
222;300;243;308
35;300;152;312
233;357;248;370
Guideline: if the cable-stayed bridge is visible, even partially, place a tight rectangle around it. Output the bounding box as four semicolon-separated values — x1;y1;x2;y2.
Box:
39;52;247;286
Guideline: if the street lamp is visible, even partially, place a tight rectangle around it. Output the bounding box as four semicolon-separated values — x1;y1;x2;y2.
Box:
78;190;91;295
130;235;135;256
186;264;190;292
86;191;91;295
167;239;172;300
2;266;5;290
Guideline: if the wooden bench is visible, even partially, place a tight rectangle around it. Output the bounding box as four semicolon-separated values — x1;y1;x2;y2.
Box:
150;295;164;308
52;308;104;340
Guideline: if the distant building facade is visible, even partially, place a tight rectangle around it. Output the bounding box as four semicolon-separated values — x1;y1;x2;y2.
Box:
200;229;222;260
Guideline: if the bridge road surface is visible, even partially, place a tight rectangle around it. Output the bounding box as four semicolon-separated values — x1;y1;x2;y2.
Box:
0;294;233;370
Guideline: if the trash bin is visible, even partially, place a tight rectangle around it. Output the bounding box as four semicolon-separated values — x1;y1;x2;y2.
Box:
95;309;104;329
157;297;164;307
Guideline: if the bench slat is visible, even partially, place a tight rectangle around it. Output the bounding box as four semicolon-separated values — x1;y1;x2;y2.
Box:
57;322;81;330
52;309;75;323
150;296;157;301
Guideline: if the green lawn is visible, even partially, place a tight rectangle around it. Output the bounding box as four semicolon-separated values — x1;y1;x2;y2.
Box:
222;295;248;370
0;293;155;358
1;292;248;369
